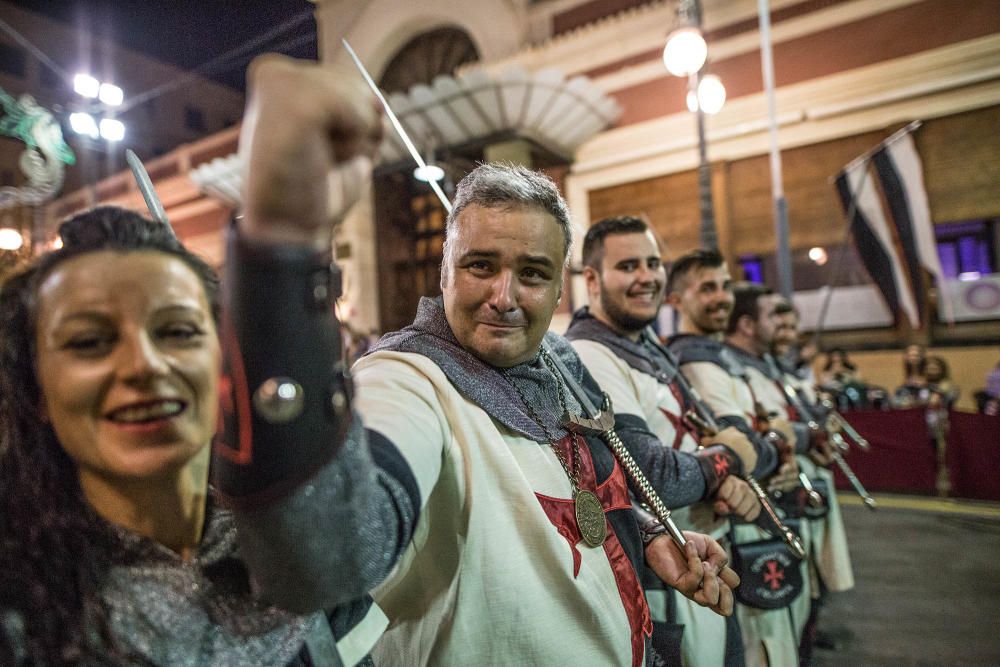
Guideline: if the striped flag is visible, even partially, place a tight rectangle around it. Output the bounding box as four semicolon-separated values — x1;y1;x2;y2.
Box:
835;159;920;328
871;134;953;323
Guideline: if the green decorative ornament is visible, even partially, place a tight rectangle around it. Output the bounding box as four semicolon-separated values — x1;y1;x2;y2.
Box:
0;86;76;210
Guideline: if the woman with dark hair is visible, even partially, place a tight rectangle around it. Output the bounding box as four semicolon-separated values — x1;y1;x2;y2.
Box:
820;348;857;383
0;207;374;665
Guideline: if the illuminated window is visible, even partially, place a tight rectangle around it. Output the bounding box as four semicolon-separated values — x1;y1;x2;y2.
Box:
739;255;764;284
936;220;996;279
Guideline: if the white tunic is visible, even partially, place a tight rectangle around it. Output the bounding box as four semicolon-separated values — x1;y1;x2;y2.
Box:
573;339;728;667
353;350;647;666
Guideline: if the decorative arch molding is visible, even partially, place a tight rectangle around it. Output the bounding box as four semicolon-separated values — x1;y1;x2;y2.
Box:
377;26;479;95
317;0;526;80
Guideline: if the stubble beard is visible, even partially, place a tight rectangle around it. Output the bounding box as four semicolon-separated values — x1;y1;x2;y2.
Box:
603;283;658;334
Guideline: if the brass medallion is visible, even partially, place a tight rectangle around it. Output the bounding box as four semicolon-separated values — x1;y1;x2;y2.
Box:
575;490;607;548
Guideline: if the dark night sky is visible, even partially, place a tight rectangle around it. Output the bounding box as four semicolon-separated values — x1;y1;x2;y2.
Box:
7;0;318;91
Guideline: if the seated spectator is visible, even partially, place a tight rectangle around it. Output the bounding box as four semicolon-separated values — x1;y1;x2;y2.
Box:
820;348;858;386
819;348;881;410
893;346;929;408
923;356;959;409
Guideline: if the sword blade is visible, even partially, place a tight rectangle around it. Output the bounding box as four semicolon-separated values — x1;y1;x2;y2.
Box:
125;149;173;235
831;449;878;510
341;39;452;214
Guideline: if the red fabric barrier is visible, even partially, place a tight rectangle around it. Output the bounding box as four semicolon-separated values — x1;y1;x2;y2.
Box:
832;408;938;495
946;411;1000;501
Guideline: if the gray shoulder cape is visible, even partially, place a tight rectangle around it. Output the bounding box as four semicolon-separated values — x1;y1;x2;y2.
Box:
369;296;594;443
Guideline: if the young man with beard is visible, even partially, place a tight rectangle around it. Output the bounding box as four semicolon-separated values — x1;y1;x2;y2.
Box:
769;304;855;664
219;55;745;667
565;216;776;667
665;255;807;667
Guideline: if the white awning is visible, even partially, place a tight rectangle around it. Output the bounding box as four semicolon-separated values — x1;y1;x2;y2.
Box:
376;66;620;164
190;67;620;206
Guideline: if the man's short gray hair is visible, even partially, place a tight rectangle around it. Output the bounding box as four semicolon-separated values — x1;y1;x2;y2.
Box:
442;162;573;267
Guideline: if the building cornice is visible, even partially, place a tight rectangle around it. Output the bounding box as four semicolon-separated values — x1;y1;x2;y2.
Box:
568;34;1000;192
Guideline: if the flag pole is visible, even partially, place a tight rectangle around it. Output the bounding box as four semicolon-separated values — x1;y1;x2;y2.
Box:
812;169;869;348
828;120;923;184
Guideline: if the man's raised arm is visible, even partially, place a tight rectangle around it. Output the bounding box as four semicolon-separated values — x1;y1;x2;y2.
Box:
211;56;423;613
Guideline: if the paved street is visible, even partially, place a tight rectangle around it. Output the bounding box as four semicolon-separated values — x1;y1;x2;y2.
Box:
815;496;1000;666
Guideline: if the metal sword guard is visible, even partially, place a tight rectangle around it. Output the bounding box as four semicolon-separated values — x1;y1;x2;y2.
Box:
821;400;871;451
798;472;825;509
562;394;615;435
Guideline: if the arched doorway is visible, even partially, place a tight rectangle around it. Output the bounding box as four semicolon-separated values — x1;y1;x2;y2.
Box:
373;27;479;332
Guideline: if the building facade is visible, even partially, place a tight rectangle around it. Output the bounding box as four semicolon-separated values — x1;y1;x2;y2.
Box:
36;0;1000;401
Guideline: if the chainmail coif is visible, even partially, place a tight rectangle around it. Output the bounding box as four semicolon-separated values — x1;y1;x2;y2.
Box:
371;296;586;442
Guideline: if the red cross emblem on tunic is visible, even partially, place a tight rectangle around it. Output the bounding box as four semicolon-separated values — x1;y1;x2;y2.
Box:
658;407;688;450
763;560;786;590
657;382;701;450
534;433;651;667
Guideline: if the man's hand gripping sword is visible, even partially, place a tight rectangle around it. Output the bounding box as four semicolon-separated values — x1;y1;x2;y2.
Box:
683;411;806;560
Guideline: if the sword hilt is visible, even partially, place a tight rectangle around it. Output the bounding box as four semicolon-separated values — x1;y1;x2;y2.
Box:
745;474;806;560
820;399;871;451
686;411;804;559
684;410;717;438
798;472;825;509
603;428;687;550
830;430;851;453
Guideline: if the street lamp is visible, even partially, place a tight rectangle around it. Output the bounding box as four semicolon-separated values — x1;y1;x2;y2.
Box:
663;27;706;77
413;145;445;183
693;74;726;114
663;0;723;251
99;118;126;142
69;73;126;142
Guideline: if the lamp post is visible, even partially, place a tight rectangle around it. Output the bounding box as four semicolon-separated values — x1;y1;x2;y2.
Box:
758;0;794;298
664;0;725;251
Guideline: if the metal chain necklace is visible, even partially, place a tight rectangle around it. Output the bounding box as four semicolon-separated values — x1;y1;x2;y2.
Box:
502;350;607;548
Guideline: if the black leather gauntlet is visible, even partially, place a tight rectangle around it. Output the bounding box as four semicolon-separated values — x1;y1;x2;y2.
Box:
693;445;744;497
213;226;352;507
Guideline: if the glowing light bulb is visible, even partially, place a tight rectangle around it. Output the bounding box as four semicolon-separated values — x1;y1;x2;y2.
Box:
663;27;707;77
